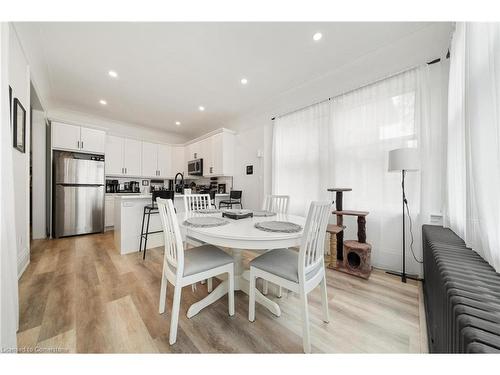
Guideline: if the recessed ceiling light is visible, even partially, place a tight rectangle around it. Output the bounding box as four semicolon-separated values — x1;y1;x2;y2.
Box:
198;106;205;111
313;32;323;41
240;78;248;85
175;121;181;126
99;99;107;105
108;70;118;78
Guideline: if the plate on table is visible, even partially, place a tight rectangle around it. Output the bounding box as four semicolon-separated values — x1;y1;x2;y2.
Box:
254;221;302;233
184;216;229;228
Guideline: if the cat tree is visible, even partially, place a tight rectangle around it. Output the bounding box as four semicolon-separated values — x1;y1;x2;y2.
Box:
326;188;372;279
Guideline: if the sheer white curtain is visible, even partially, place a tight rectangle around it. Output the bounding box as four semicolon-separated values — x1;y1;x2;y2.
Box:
273;65;447;274
272;101;332;215
445;23;500;272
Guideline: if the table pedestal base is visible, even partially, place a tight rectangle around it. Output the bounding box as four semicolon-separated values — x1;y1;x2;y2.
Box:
186;248;281;318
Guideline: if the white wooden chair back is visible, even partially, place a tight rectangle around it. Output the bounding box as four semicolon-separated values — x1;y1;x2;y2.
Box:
157;198;184;278
262;195;290;214
183;194;212;212
298;201;332;281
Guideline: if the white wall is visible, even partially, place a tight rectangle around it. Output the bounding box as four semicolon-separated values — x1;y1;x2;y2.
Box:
31;109;46;239
48;108;189;145
1;20;20;352
9;25;30;277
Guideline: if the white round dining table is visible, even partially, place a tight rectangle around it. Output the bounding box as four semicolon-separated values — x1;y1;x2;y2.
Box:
177;211;306;318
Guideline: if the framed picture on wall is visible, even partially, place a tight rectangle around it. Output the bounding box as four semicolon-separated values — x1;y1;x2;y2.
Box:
13;98;26;153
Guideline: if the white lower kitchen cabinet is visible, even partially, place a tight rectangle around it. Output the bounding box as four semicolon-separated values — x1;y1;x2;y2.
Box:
105;196;115;228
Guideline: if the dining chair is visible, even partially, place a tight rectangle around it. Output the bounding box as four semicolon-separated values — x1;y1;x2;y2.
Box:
183;193;213;213
157;198;235;345
219;190;243;209
261;194;290;297
262;194;290;214
248;201;332;353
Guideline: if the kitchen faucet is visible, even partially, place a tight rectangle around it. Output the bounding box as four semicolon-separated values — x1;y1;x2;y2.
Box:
174;172;184;193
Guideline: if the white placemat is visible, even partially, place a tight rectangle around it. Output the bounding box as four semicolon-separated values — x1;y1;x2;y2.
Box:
252;210;277;217
221;209;252;215
184;216;229;228
196;208;222;214
254;221;302;233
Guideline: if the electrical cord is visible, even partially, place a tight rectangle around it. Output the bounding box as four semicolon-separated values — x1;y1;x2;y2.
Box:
404;198;423;264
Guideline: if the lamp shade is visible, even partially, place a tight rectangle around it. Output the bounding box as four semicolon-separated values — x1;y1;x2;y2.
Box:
388;148;420;172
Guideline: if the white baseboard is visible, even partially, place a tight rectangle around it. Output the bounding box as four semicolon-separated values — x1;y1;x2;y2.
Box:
17;250;30;279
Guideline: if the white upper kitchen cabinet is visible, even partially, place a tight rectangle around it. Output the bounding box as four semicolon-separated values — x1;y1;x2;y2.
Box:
105;135;142;176
123;138;142;176
141;142;172;178
52;122;81;151
141;141;158;177
80;127;106;153
52;121;105;153
172;146;185;175
157;144;172;178
105;135;124;175
209;131;235;176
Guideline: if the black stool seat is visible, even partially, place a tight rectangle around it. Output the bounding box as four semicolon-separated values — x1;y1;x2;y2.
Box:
140;190;174;260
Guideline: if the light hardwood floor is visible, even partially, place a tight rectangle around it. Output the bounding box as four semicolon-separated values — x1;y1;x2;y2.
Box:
18;231;428;353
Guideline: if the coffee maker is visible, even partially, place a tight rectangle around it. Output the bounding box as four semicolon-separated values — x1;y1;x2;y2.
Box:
106;179;119;193
130;181;140;193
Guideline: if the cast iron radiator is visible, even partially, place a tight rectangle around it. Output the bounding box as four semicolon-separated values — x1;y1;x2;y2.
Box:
422;225;500;353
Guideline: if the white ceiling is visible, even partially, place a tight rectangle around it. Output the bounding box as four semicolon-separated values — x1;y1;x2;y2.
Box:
15;22;452;137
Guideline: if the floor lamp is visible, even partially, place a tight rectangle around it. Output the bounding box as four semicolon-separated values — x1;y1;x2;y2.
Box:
387;147;420;283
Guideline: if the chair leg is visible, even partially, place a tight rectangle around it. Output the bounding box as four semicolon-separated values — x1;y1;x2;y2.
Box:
169;284;182;345
262;280;269;295
299;289;311;353
159;272;168;314
143;210;151;260
139;207;146;252
320;275;330;323
207;278;213;292
248;268;256;322
228;267;235;316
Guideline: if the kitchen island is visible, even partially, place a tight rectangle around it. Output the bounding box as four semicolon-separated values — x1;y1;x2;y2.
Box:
113;193;229;254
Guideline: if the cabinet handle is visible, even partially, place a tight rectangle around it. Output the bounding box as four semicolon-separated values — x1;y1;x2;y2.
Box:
125;167;127;174
77;141;80;149
210;167;213;174
81;141;84;149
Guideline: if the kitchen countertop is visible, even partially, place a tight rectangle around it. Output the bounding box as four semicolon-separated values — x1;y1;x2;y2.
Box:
111;193;229;200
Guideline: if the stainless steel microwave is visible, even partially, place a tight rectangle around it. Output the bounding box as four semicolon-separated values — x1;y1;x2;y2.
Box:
187;158;203;176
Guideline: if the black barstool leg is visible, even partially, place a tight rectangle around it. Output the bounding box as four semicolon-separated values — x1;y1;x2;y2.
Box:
139;206;146;252
143;210;151;260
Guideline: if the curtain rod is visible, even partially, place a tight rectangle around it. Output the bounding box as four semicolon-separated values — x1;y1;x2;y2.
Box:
270;55;447;121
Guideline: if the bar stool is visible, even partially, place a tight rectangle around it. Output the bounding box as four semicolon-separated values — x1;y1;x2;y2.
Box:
209;190;216;207
219;190;243;209
140;190;175;260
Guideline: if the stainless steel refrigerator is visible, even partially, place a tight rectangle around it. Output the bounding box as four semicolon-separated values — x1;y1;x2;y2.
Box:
53;151;105;238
